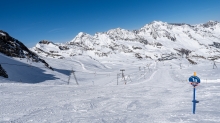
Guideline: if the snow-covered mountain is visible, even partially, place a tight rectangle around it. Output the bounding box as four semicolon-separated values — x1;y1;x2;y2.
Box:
0;30;53;71
31;21;220;63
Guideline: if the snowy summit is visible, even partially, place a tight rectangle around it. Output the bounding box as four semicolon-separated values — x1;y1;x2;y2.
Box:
32;21;220;61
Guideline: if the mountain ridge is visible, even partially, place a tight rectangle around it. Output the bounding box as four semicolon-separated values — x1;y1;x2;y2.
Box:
0;30;53;71
31;20;220;62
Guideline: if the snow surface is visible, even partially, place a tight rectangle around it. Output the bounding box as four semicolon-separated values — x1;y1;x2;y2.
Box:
1;52;220;122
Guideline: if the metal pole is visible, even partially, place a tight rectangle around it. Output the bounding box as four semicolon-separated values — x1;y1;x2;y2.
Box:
120;69;126;85
72;71;79;85
193;87;196;114
190;73;200;114
68;70;72;85
213;61;214;69
68;75;71;85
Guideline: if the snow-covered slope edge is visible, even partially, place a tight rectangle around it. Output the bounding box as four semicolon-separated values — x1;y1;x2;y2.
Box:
0;30;62;83
0;30;53;70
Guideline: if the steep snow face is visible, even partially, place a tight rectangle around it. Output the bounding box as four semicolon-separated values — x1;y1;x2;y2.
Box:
31;21;220;62
194;21;220;40
69;32;94;45
138;21;178;42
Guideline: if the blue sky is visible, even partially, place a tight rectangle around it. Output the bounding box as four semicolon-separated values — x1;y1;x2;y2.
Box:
0;0;220;47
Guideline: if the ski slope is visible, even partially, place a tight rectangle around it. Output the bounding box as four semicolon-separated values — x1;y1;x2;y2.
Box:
1;54;220;122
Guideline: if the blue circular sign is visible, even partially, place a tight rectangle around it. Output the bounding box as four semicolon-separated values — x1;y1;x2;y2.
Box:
189;76;200;83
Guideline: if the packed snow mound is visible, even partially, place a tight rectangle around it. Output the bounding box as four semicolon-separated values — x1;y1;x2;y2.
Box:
31;21;220;62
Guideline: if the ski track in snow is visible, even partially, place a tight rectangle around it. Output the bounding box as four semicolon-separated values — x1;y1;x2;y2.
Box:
1;56;220;123
70;57;87;71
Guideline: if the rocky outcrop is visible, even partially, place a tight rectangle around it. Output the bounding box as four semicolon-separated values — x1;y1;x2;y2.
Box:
0;30;53;70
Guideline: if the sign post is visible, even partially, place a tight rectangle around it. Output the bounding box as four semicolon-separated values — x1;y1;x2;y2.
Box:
189;72;200;114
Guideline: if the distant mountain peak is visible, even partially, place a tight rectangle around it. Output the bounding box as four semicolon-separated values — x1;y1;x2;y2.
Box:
39;40;54;44
31;20;220;62
107;28;129;34
77;32;87;37
150;20;166;24
203;20;219;28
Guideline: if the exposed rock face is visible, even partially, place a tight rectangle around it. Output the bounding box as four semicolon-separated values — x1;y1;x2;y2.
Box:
39;40;54;44
0;30;31;58
202;21;219;28
0;30;53;70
